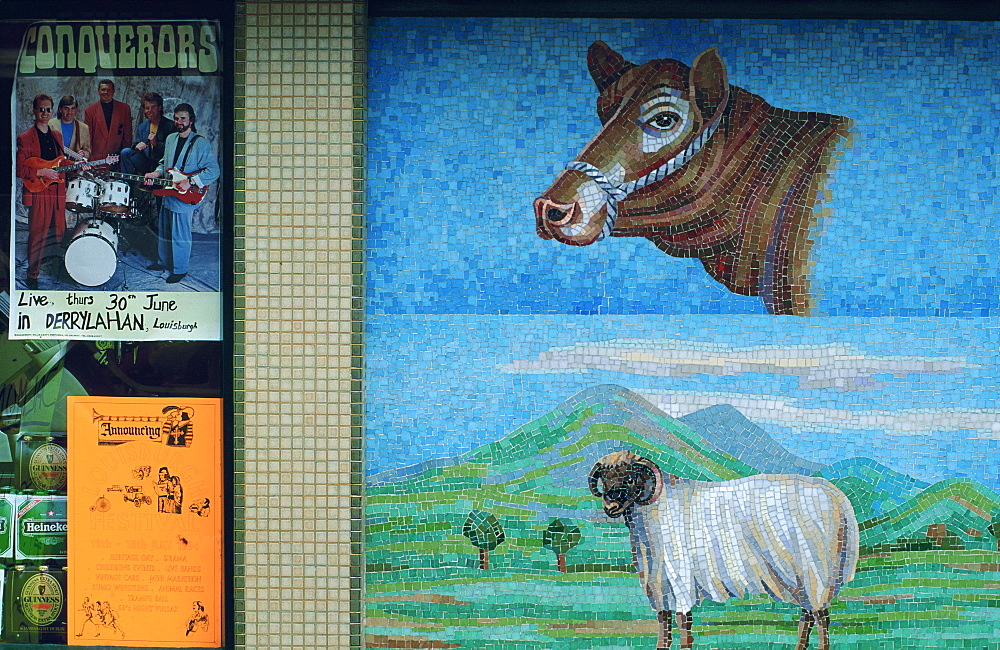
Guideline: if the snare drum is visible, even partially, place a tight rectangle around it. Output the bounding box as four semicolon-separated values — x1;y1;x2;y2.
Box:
64;218;119;286
98;180;131;214
65;177;100;213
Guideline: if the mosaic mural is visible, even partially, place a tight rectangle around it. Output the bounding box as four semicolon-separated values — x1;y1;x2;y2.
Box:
366;18;1000;649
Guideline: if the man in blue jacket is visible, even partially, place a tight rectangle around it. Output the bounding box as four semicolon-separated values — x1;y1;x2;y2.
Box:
143;103;220;284
120;92;175;175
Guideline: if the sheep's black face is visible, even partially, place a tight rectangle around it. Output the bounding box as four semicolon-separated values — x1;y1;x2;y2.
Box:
590;462;657;518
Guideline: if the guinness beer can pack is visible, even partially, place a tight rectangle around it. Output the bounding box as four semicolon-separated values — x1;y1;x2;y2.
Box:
7;564;67;644
15;435;68;495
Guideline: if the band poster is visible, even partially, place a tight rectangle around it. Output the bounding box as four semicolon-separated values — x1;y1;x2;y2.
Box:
67;396;223;647
8;21;224;341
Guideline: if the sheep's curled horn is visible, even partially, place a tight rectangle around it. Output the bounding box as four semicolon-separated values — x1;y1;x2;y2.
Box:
588;451;664;517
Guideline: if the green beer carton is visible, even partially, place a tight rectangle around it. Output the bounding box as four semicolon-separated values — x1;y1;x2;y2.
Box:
15;435;67;494
0;491;13;564
14;495;67;562
7;564;66;643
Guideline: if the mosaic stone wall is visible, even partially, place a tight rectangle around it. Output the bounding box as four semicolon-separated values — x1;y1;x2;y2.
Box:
365;18;1000;649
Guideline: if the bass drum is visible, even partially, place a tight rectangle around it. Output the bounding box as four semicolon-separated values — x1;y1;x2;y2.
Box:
64;218;119;286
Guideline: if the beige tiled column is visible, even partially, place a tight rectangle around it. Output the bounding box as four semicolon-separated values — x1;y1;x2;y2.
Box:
234;2;365;648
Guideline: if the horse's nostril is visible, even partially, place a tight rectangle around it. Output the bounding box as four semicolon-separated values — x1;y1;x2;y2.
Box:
547;208;566;222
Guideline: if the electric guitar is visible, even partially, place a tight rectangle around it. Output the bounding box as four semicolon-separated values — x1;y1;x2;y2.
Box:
62;146;92;162
108;168;210;205
21;154;119;193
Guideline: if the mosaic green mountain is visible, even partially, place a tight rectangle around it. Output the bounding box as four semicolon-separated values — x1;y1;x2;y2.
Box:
857;478;1000;546
819;457;931;520
368;385;1000;579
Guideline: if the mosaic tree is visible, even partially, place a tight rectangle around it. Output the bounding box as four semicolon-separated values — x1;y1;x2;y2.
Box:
926;523;965;550
462;510;505;570
989;511;1000;552
543;518;581;573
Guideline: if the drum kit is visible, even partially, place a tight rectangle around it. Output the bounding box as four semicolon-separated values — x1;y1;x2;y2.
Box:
63;169;151;287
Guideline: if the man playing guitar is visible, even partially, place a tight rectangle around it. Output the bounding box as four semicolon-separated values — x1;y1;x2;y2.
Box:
15;94;65;290
143;103;220;284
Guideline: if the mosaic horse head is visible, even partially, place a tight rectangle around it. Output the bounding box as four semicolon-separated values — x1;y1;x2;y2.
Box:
534;42;850;316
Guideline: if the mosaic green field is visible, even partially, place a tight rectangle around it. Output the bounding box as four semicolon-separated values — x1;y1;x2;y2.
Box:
367;386;1000;647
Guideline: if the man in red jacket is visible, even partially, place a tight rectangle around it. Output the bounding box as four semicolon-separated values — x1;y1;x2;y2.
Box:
15;94;65;290
84;79;132;166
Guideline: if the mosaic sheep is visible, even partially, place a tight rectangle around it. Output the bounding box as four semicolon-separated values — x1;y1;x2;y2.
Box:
535;42;850;315
588;451;859;649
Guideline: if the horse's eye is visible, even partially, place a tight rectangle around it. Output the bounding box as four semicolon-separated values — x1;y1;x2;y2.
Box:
648;111;680;130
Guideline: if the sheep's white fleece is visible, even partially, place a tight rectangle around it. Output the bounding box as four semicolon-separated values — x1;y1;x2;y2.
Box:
627;474;859;614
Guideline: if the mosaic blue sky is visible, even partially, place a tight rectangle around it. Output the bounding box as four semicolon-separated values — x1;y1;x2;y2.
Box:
367;316;1000;492
368;18;998;316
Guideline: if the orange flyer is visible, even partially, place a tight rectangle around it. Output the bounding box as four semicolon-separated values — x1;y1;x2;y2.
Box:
67;397;223;647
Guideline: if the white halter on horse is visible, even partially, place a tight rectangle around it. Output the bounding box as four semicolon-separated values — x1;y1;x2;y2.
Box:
564;98;727;241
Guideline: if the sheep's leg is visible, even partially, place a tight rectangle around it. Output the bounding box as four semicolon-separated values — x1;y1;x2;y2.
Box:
676;611;693;649
795;608;814;650
812;609;830;650
655;610;672;649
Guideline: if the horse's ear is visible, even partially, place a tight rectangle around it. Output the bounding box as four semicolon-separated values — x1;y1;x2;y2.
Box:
588;41;635;93
689;47;728;119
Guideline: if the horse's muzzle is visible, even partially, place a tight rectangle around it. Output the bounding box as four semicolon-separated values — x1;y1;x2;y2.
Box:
534;196;580;240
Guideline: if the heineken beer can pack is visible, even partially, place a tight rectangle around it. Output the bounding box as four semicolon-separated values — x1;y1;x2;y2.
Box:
14;495;67;563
